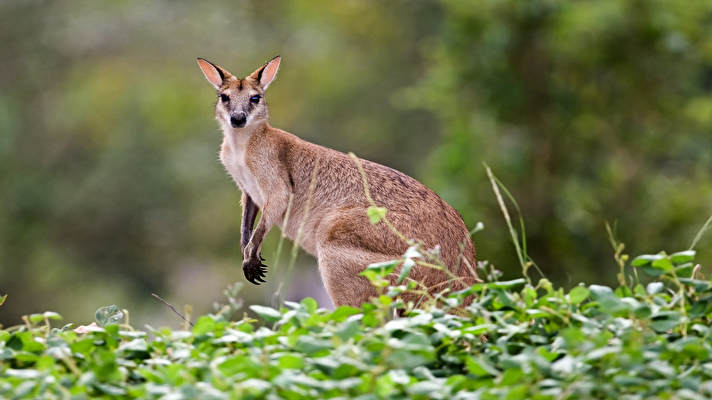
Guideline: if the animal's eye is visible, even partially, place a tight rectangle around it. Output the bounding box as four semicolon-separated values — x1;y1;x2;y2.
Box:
220;93;230;103
250;95;261;104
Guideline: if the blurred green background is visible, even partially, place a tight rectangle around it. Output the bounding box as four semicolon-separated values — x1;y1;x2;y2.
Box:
1;0;711;327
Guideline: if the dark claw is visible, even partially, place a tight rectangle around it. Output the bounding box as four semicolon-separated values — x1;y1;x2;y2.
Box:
243;258;268;285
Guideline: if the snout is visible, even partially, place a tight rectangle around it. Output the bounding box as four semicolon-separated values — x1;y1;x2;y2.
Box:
230;112;247;128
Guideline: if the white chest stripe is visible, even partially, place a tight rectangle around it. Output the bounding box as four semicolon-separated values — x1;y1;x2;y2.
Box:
220;134;265;207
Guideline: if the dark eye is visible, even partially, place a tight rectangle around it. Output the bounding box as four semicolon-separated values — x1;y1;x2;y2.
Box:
250;95;261;104
220;93;229;103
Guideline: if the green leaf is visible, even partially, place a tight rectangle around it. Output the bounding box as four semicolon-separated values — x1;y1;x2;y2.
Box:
633;303;652;318
336;319;361;341
670;250;695;264
95;383;126;396
278;354;304;369
300;297;318;313
407;381;443;396
294;336;332;354
13;332;44;352
250;305;282;323
651;318;680;333
633;284;647;297
538;278;554;293
0;294;6;307
674;263;694;278
522;286;537;307
192;315;216;335
70;338;95;355
646;282;664;295
5;369;42;379
679;278;712;291
364;260;398;273
500;368;525;386
588;284;614;298
568;286;590;304
0;347;14;360
367;206;387;224
651;311;683;332
466;356;498;377
44;311;62;320
462;324;496;335
119;339;148;353
29;313;44;323
219;355;258;376
632;254;664;267
641;266;666;277
91;349;121;382
651;257;674;272
612;376;646;387
397;259;415;284
488;278;526;290
362;260;398;281
329;306;360;322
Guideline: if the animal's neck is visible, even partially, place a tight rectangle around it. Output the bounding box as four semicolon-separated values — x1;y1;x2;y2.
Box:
221;120;269;149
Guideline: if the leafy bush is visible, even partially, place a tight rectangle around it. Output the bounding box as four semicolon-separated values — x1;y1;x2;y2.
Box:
407;0;712;284
2;247;711;399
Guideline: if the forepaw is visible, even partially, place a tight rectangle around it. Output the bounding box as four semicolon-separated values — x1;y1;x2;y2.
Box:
243;258;268;285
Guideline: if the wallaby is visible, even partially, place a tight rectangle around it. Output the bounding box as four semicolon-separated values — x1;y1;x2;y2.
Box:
197;56;479;308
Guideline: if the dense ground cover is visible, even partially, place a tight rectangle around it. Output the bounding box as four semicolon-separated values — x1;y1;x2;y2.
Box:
1;246;711;399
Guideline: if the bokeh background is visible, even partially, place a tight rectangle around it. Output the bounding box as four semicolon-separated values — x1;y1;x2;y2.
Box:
2;0;711;327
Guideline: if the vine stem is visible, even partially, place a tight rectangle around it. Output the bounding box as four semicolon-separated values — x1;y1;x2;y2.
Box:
151;293;193;327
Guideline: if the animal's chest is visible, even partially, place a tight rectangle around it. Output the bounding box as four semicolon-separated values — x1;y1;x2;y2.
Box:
220;139;265;207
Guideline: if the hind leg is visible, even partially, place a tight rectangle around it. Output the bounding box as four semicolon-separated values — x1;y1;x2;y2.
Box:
315;208;407;307
316;242;396;307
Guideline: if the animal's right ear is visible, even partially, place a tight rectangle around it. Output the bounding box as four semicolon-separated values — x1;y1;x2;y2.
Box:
196;58;232;89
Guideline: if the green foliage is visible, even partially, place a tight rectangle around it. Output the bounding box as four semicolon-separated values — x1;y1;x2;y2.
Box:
367;206;388;225
407;0;712;284
2;7;712;398
2;249;712;399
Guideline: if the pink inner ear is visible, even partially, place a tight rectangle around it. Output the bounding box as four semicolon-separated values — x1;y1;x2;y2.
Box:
260;58;281;88
197;59;223;88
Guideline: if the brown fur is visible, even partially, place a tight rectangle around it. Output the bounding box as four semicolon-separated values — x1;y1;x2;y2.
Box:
197;57;479;308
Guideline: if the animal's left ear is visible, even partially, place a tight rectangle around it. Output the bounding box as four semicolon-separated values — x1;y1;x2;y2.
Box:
249;56;281;90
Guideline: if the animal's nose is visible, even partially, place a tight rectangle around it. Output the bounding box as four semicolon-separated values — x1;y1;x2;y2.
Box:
230;113;247;128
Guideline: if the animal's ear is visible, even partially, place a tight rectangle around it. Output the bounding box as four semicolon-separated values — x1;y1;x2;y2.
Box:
248;56;281;90
196;58;232;89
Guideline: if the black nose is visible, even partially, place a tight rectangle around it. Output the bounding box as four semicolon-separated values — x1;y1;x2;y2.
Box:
230;113;247;128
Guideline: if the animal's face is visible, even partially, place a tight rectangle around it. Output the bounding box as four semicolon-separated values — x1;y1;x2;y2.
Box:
197;56;281;130
216;77;266;129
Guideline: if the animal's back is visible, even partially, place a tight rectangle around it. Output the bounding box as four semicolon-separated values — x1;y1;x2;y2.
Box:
274;130;477;304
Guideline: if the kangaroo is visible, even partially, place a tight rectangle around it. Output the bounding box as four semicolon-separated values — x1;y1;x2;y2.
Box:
197;56;479;307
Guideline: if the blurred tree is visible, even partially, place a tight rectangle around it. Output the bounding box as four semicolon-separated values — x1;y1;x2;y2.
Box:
0;0;441;325
2;0;711;326
404;0;712;284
